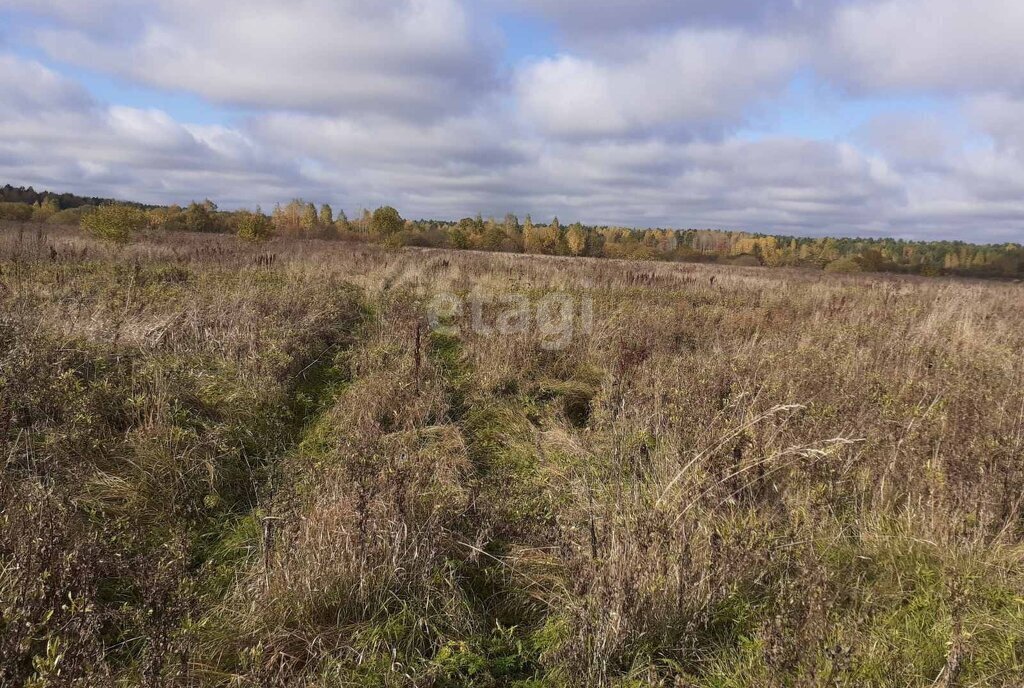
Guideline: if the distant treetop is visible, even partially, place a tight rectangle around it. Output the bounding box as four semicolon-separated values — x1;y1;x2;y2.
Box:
0;184;153;211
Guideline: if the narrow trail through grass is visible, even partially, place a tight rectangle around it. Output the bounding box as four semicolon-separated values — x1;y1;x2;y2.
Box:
419;324;604;686
198;307;368;592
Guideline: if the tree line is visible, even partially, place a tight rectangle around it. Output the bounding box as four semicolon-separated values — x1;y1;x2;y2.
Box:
1;186;1021;279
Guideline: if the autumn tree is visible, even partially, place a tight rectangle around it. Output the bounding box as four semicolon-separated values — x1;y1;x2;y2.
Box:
370;206;404;235
523;214;544;254
184;200;218;233
566;222;588;256
271;203;284;231
301;203;318;234
499;214;520;251
237;208;273;242
272;200;306;235
32;197;60;222
481;219;506;251
503;213;520;237
456;217;479;236
319;203;334;226
335;209;352;234
524;217;564;255
147;205;185;231
448;223;470;249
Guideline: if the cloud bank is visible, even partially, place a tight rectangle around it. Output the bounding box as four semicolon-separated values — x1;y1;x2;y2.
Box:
1;0;1023;241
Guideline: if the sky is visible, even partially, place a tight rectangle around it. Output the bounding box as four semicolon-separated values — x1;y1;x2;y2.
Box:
1;1;1023;243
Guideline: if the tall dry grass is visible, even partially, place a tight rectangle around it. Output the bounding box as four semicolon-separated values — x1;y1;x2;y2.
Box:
2;223;1023;686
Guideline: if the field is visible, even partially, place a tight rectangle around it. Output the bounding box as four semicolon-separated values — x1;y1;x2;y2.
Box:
2;223;1024;687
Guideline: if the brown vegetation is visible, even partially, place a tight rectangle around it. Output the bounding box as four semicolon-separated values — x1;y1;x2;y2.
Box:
2;222;1023;686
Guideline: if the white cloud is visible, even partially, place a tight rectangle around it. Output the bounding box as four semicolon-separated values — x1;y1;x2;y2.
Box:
968;95;1024;158
249;112;524;168
0;53;93;114
0;54;322;205
849;104;1024;242
516;30;800;137
855;112;959;170
507;0;825;36
2;48;1021;242
829;0;1024;94
0;54;905;233
0;0;142;30
27;0;497;117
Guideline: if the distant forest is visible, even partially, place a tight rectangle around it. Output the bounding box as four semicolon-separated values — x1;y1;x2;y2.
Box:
0;184;153;210
2;184;1022;279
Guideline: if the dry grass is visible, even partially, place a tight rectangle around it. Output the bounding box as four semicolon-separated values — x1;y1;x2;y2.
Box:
2;223;1024;686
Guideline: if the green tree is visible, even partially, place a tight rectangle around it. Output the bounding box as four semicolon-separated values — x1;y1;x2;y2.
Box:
319;203;334;226
370;206;405;236
448;225;470;249
481;221;505;251
81;203;148;244
237;208;274;242
301;203;318;234
856;248;888;272
335;209;352;233
456;217;475;231
824;257;862;274
184;201;218;233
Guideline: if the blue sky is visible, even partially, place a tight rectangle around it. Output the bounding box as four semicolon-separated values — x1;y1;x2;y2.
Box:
495;12;559;66
1;0;1023;242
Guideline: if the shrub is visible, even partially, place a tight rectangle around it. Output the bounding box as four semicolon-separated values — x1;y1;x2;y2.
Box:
147;205;186;231
184;200;219;232
46;205;96;226
0;202;33;221
729;254;762;267
393;227;449;248
31;198;61;222
824;256;862;273
80;203;148;243
236;210;274;242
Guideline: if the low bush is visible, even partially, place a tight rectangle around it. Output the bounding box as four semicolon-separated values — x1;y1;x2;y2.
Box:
0;201;33;221
46;204;96;226
80;203;149;243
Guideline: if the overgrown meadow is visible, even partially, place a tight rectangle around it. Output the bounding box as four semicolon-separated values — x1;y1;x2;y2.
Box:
2;223;1024;686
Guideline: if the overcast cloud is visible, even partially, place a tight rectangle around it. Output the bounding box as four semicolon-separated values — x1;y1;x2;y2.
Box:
0;0;1022;242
